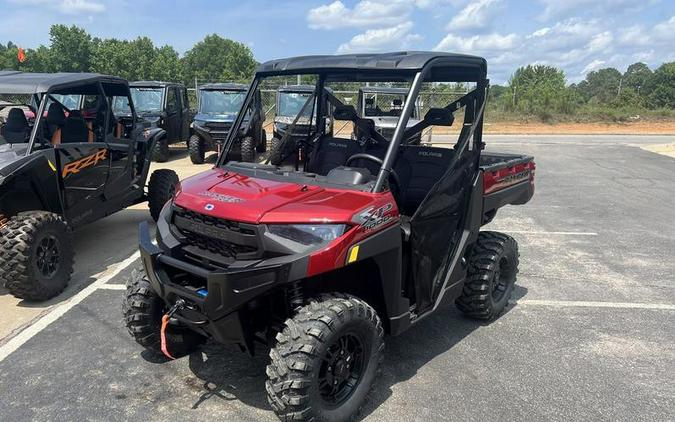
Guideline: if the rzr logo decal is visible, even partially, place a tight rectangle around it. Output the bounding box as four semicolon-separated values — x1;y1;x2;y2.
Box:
62;149;107;178
355;203;394;231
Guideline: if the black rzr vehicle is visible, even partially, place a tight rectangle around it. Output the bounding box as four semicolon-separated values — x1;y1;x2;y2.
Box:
188;83;266;164
114;81;191;162
357;86;423;143
0;72;178;301
269;85;333;165
124;52;535;421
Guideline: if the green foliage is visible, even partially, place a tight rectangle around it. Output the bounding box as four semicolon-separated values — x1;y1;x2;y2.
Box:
646;62;675;108
182;34;256;83
49;25;92;72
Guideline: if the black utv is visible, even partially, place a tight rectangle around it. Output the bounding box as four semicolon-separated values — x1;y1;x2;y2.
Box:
114;81;191;162
269;85;333;165
356;86;422;143
0;72;178;301
188;83;266;164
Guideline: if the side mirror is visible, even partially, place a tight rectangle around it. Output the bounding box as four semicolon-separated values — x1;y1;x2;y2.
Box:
424;108;454;126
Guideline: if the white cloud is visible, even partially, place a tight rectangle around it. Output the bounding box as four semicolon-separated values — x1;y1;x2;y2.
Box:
7;0;105;14
434;32;519;53
537;0;649;21
337;22;422;53
446;0;503;31
307;0;414;30
581;59;605;75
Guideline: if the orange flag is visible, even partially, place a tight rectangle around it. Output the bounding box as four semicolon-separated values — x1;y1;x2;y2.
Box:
17;48;26;63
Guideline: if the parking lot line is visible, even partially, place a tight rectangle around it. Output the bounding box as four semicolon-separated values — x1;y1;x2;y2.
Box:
502;230;599;236
511;299;675;310
0;251;140;363
98;284;127;290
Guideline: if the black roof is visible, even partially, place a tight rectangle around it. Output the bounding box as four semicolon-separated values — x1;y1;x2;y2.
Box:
130;80;184;88
0;71;127;94
256;52;487;82
358;87;409;95
199;83;248;91
277;85;315;93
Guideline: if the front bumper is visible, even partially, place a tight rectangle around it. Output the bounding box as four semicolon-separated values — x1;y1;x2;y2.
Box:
138;221;297;351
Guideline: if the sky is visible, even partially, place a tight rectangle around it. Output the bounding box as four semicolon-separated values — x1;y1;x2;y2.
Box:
1;0;674;84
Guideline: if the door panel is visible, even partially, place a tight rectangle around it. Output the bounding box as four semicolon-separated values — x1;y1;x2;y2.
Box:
165;87;180;142
104;137;134;199
55;143;110;223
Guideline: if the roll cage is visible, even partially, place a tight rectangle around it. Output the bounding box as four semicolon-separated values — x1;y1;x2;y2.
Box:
217;52;488;193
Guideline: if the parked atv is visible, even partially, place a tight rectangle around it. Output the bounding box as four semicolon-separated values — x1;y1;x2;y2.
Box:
188;83;266;164
269;85;332;166
124;52;535;421
357;86;423;143
115;81;191;162
0;72;178;301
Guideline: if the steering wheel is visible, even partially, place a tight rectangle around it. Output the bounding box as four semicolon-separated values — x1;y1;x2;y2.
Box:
346;153;401;191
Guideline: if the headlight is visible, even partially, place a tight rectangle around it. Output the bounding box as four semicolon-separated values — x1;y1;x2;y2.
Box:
193;120;206;127
267;224;348;246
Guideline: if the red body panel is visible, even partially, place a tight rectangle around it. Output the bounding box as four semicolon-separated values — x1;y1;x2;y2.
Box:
174;167;400;277
483;161;536;194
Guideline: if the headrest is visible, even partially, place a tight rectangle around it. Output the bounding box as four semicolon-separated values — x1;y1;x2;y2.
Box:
5;108;28;130
68;110;83;119
333;105;357;121
365;98;375;106
46;103;66;126
392;99;403;107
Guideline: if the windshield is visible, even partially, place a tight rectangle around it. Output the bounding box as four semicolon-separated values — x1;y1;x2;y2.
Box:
128;87;163;114
278;92;313;117
362;92;412;118
112;96;132;115
49;94;81;110
199;90;246;114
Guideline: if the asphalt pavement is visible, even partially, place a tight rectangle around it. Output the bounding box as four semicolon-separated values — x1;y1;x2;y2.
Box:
0;135;673;421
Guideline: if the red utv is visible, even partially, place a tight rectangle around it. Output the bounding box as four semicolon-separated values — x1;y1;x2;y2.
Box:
123;52;535;421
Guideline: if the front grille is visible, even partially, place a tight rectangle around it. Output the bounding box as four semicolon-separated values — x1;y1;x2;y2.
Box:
172;207;261;259
206;122;232;131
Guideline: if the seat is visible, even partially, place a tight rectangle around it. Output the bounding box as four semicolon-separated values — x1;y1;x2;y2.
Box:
45;103;66;145
2;108;30;143
307;136;362;175
60;110;90;144
393;146;454;215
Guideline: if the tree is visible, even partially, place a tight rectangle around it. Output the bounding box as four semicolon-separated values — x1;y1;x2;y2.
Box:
182;34;256;83
646;62;675;108
508;65;567;116
623;62;652;94
151;45;183;82
584;67;622;104
48;25;93;72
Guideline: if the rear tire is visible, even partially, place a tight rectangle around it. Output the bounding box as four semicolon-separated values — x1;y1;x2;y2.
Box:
0;211;74;301
188;134;205;164
266;293;384;422
269;137;289;166
240;136;255;162
152;137;170;162
147;169;179;221
456;231;519;320
256;129;267;153
123;268;205;358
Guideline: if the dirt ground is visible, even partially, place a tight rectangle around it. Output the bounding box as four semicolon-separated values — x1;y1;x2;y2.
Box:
483;120;675;135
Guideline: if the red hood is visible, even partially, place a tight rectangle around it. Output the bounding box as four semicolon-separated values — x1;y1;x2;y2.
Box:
174;168;383;224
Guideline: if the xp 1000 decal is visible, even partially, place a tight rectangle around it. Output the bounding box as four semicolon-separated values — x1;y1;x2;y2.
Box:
354;203;396;231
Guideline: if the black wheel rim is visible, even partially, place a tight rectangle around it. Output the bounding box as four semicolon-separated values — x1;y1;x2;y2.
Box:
35;234;60;278
318;332;366;406
491;257;513;301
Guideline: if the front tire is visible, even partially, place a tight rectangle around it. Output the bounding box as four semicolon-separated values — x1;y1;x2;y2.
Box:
240;136;256;162
266;293;384;422
0;211;74;301
123;268;205;357
188;134;205;164
152;137;170;162
147;169;179;221
456;231;519;320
